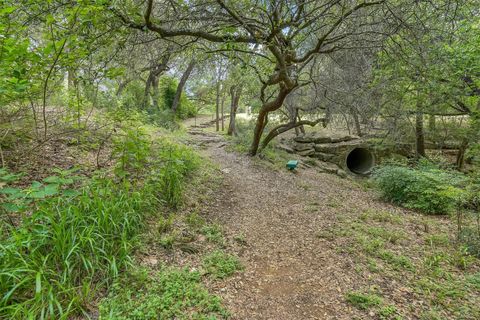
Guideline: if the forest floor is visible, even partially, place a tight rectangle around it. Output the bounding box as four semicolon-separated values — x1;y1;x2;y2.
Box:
181;120;480;320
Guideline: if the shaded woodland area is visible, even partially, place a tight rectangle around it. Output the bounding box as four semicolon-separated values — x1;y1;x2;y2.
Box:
1;1;480;319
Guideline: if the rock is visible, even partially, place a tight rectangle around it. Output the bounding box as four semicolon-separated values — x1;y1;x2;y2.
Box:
277;144;294;154
314;140;362;154
312;136;333;143
329;134;360;143
314;152;335;162
294;142;315;151
336;169;348;178
293;135;314;143
297;149;315;157
317;161;340;174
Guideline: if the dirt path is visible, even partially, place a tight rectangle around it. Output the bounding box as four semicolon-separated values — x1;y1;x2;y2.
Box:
186;125;400;319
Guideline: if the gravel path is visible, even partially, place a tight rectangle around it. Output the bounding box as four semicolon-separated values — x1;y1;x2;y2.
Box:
187;126;396;319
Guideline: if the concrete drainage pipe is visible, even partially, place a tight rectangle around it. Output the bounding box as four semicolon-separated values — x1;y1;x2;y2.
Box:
345;147;375;175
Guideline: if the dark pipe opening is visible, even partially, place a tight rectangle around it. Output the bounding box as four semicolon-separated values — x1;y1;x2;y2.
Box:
346;147;374;175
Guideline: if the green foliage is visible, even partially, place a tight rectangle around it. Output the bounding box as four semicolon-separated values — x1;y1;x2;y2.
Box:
0;176;159;319
346;291;383;310
378;305;401;320
99;267;228;319
200;224;224;245
202;250;243;279
112;126;152;178
0;129;202;318
0;167;81;213
374;163;465;214
156;141;200;207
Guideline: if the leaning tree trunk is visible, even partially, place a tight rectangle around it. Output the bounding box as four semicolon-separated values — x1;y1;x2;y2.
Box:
250;84;293;155
172;59;195;113
227;85;242;136
143;54;170;108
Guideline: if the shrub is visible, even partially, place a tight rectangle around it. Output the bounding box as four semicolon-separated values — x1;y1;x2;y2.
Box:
373;164;464;215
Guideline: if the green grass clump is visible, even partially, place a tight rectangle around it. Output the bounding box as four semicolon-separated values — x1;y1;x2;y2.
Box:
201;223;224;244
346;291;383;310
99;267;228;319
373;163;464;215
0;178;159;319
202;251;243;279
156;140;200;208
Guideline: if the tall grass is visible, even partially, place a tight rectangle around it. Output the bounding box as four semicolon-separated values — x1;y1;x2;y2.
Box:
0;178;159;319
0;134;200;319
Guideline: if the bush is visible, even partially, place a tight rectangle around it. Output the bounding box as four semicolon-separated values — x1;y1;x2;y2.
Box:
373;163;465;214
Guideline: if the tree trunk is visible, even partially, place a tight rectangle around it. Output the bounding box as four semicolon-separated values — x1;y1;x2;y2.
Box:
428;114;436;132
143;54;170;108
221;89;225;131
228;85;242;136
143;72;154;108
172;59;195;112
261;117;326;150
215;81;220;131
249;85;293;155
415;109;426;158
116;79;130;97
350;105;362;136
152;76;160;109
456;138;469;170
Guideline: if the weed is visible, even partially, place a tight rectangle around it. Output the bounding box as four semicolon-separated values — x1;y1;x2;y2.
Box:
159;232;178;250
99;267;228;319
360;210;402;224
378;305;401;320
425;233;450;247
379;250;414;271
234;233;247;245
346;291;383;310
185;211;206;231
466;273;480;289
157;214;175;234
202;250;243;279
201;223;224;244
366;226;406;244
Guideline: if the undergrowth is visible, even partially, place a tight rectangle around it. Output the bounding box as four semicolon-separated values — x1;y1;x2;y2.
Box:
99;267;228;320
0;120;203;319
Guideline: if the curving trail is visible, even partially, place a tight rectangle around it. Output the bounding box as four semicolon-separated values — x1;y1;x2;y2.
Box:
186;123;404;320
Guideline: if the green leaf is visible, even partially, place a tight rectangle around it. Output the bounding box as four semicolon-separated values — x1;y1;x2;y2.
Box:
35;272;42;294
30;190;47;199
0;6;16;15
0;187;22;195
31;181;43;189
43;184;59;196
1;202;23;212
62;189;80;197
43;176;61;184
